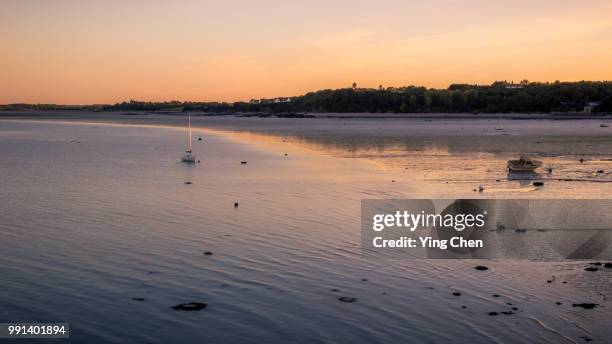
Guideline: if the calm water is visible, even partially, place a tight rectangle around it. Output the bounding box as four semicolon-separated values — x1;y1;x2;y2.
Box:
1;118;611;343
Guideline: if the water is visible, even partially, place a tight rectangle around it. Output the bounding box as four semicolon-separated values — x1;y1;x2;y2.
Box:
0;118;611;343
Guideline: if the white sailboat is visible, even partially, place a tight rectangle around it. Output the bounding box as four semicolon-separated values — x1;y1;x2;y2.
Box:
181;114;196;163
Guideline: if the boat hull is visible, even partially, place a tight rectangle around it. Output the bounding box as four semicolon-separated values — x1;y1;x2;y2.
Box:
182;154;196;163
507;160;542;172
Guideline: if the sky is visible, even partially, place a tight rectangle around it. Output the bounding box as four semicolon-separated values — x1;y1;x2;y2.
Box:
1;0;612;104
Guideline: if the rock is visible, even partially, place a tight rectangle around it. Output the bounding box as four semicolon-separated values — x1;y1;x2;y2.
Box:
605;263;612;268
198;137;202;141
584;267;598;272
330;288;340;292
131;297;145;301
361;278;368;282
556;302;562;305
453;292;461;296
580;158;584;163
234;202;239;208
511;307;518;311
241;161;247;164
474;265;489;271
488;312;499;316
601;124;609;128
501;311;515;315
589;262;602;266
184;181;192;184
597;170;604;173
478;185;484;192
492;294;500;298
533;181;544;186
572;303;598;309
547;280;552;283
173;302;207;311
461;305;466;309
338;297;357;303
203;251;213;256
580;336;593;342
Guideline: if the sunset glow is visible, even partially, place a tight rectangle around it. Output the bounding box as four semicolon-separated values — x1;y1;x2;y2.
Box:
1;0;612;104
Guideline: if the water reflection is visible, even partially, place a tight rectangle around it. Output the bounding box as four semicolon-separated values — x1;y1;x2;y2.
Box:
205;127;612;198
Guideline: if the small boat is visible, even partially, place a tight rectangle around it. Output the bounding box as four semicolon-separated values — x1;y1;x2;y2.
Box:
182;149;196;163
181;114;196;163
507;156;542;172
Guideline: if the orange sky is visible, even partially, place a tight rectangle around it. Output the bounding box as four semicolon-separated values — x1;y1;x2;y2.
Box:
1;0;612;104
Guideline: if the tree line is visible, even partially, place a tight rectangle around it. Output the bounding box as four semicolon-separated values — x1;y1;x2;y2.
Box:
2;81;611;114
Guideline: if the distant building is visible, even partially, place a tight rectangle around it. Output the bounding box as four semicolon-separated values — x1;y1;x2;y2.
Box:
583;101;602;114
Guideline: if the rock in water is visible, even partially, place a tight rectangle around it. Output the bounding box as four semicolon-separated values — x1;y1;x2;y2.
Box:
173;302;207;311
572;303;598;309
338;297;357;303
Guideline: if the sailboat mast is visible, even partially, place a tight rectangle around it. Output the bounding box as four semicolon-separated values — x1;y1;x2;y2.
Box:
188;114;192;149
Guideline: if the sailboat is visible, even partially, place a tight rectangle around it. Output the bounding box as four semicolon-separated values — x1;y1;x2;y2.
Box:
181;114;196;163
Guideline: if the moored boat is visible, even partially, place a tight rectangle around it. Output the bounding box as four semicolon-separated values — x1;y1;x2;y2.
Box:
507;156;542;172
181;114;196;163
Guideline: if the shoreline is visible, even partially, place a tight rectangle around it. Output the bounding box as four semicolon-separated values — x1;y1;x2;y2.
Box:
1;110;612;121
